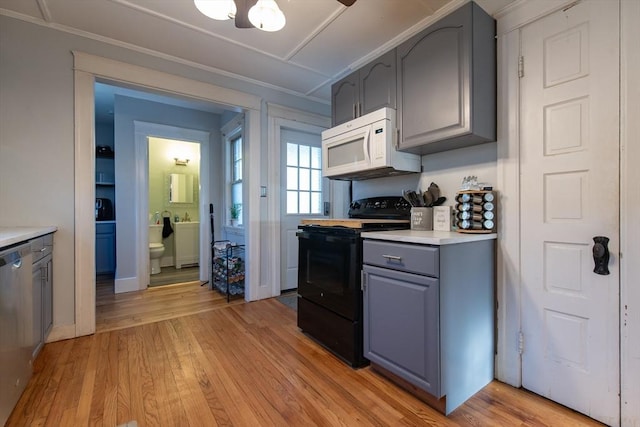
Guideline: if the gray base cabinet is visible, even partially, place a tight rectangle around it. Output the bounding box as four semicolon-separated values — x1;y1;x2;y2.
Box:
363;238;494;414
331;50;396;126
396;2;496;154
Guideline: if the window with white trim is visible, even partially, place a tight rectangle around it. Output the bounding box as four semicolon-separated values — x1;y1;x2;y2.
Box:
286;142;322;214
223;115;244;227
229;135;243;226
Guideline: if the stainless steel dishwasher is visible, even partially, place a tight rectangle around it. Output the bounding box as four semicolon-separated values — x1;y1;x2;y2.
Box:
0;242;34;425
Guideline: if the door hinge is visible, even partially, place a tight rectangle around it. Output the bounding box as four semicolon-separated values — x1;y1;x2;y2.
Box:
518;331;524;355
518;56;525;78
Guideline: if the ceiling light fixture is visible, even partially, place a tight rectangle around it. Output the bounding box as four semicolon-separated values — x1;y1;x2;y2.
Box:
193;0;237;21
248;0;286;32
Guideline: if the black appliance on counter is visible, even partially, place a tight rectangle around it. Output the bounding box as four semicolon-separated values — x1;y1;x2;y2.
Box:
296;196;411;367
95;198;113;221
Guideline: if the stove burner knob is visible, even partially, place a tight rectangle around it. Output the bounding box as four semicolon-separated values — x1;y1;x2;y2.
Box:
350;202;361;210
374;201;380;208
381;201;387;208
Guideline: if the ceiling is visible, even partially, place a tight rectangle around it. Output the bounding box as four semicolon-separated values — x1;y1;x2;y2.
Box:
0;0;513;106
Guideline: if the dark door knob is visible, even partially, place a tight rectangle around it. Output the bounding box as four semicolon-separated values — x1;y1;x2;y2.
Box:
592;236;610;275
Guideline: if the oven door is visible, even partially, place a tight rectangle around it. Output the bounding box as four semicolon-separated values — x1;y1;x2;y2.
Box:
297;228;361;321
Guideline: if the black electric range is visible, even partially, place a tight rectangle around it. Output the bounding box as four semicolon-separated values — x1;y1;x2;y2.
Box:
296;197;411;367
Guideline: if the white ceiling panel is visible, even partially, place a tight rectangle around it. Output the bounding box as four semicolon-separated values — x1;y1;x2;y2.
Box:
0;0;515;103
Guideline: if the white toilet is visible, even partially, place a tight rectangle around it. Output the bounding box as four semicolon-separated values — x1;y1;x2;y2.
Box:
149;224;165;275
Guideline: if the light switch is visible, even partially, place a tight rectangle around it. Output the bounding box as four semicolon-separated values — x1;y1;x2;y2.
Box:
260;186;267;197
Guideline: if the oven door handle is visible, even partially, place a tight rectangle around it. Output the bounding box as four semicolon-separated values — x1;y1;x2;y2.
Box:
297;230;358;244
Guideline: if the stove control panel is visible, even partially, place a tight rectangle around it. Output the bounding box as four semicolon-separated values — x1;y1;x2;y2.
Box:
348;197;411;219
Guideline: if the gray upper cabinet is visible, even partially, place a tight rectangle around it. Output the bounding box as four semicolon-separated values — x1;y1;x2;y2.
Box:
396;2;496;154
331;50;396;126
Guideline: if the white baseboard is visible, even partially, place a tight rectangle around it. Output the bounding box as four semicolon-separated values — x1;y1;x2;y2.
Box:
47;324;77;342
115;276;142;293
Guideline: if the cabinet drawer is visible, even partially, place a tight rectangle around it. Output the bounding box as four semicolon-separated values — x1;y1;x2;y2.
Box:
31;234;53;263
363;240;439;277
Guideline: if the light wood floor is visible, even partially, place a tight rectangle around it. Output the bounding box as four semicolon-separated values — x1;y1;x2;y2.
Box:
8;286;604;426
96;279;244;333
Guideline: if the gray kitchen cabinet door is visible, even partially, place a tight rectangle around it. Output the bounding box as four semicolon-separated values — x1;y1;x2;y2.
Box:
363;264;441;397
96;222;116;275
397;2;495;154
359;49;396;117
43;256;53;337
31;264;43;359
331;72;359;126
331;50;397;126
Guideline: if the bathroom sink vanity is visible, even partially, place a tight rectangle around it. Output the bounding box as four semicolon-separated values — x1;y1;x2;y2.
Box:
174;221;199;269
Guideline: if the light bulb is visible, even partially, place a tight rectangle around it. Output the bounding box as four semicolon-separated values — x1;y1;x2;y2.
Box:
248;0;286;32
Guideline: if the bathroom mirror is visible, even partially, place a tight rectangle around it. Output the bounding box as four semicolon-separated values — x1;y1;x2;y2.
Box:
169;173;194;204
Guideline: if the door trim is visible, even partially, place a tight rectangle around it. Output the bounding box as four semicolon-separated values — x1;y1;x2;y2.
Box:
620;0;640;423
266;104;330;297
132;121;211;292
73;51;261;337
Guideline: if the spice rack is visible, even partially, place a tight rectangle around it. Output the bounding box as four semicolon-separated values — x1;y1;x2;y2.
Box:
454;190;496;233
212;240;245;302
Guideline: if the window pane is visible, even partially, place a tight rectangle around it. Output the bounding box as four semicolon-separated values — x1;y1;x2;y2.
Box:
287;191;298;214
287;143;298;166
299;192;310;214
232;182;242;225
233;160;242;181
287;167;298;190
299;145;310;168
311;192;321;214
233;138;242;160
299;168;310;191
311;146;321;169
311;169;321;191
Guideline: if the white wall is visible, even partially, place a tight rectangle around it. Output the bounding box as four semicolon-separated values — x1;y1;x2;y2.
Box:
0;15;329;329
353;142;497;207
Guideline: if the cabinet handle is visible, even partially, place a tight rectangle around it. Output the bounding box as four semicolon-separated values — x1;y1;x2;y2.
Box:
382;254;402;262
353;103;357;119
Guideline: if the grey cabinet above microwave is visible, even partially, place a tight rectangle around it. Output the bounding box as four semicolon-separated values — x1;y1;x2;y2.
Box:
331;50;396;127
396;2;496;154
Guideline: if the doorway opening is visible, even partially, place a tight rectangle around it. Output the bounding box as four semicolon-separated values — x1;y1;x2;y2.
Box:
148;137;201;287
92;79;237;307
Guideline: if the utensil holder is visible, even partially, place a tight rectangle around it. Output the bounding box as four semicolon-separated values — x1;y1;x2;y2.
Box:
411;207;433;231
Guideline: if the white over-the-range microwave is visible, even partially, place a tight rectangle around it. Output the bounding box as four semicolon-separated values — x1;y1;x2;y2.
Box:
321;107;421;180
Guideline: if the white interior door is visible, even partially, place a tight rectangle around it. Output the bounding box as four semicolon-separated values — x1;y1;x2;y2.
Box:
520;1;619;425
280;127;328;291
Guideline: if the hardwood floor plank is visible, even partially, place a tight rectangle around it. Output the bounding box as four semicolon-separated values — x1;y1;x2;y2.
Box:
116;329;133;426
7;288;606;426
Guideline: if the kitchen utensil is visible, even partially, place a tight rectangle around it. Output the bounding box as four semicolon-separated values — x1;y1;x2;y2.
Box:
427;182;440;206
423;190;433;207
432;196;446;206
402;190;414;206
409;190;422;207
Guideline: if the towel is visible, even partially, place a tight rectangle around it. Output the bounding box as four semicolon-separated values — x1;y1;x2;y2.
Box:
162;217;173;238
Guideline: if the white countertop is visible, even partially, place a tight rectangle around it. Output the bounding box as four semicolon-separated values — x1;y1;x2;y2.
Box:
0;226;58;249
360;229;497;245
